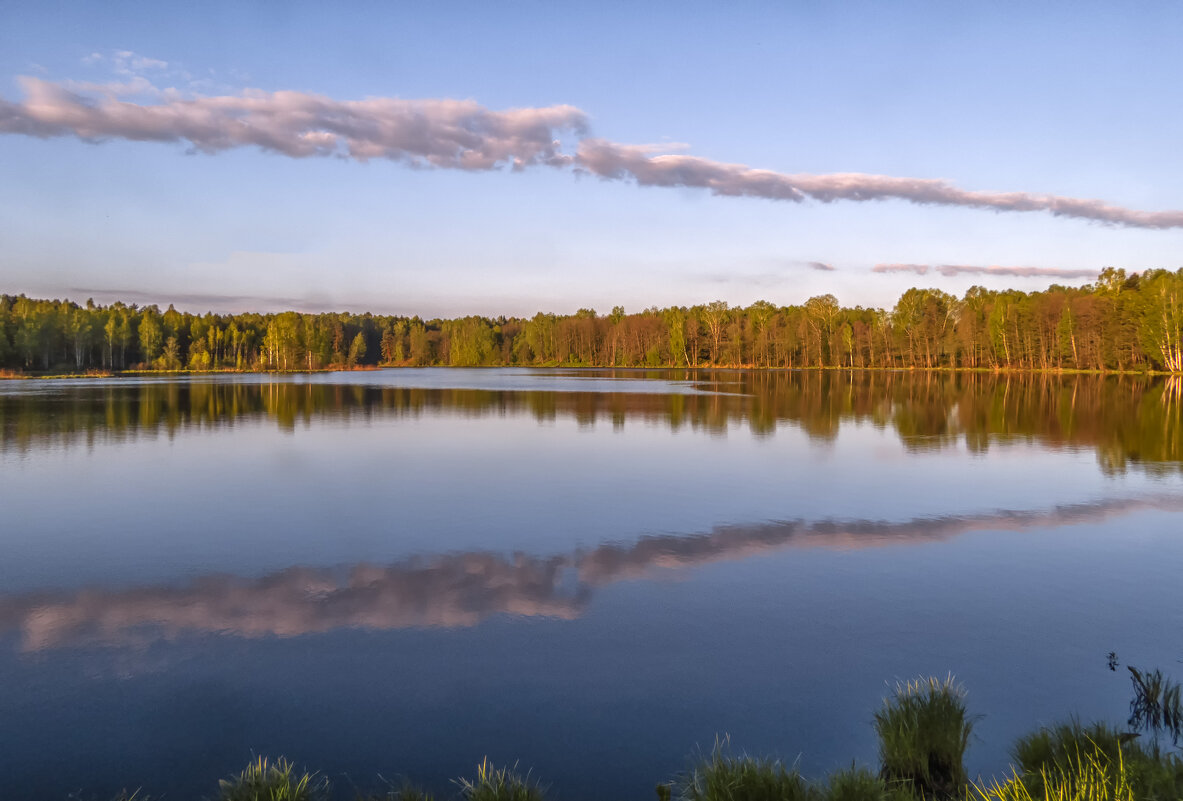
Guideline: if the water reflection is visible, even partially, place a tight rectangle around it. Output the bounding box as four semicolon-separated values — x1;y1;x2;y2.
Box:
5;493;1178;652
2;370;1181;474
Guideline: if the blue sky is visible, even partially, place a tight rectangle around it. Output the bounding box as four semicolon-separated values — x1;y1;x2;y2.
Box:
2;1;1182;317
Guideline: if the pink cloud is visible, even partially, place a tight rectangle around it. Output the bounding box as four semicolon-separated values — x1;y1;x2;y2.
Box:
3;76;1182;229
872;263;1100;278
1;76;587;169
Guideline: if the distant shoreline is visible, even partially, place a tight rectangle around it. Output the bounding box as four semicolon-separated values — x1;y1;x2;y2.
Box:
8;275;1183;375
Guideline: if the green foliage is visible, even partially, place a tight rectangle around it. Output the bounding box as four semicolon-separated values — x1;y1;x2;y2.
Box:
453;759;545;801
157;336;182;370
408;321;432;366
445;317;493;366
873;676;975;800
138;310;162;365
1012;721;1126;777
9;269;1183;374
675;739;818;801
973;745;1134;801
1011;720;1183;801
216;756;330;801
348;331;368;367
822;764;915;801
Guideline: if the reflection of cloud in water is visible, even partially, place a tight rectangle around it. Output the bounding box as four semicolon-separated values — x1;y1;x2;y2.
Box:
4;495;1180;652
5;554;584;652
576;494;1183;582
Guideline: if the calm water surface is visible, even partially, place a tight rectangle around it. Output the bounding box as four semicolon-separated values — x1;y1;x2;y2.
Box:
1;369;1181;799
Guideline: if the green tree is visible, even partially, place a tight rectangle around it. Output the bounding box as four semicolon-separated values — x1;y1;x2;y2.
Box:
664;307;688;366
14;297;53;369
188;336;212;370
380;326;399;364
702;300;729;364
347;331;367;367
805;294;839;366
67;307;94;368
139;309;163;366
446;317;493;366
160;336;182;370
1138;269;1183;371
408;320;432;365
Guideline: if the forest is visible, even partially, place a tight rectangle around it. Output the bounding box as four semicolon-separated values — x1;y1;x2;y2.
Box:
3;267;1183;373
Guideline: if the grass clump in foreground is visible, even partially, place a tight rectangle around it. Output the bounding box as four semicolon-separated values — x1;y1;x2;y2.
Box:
972;744;1134;801
822;764;916;801
670;744;917;801
217;756;330;801
873;675;975;800
453;758;545;801
674;738;816;801
1007;720;1183;801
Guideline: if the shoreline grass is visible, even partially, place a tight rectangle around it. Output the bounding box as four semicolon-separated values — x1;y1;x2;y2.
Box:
873;676;975;800
217;756;330;801
46;676;1183;801
674;738;814;801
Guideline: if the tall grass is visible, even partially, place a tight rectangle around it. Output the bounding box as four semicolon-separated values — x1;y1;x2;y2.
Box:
973;745;1134;801
453;758;545;801
822;763;916;801
872;675;975;800
675;738;817;801
217;756;330;801
1011;721;1125;796
822;765;885;801
1011;720;1183;800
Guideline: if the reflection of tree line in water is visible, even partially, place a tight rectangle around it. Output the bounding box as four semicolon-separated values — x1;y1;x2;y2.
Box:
3;371;1183;471
3;494;1180;652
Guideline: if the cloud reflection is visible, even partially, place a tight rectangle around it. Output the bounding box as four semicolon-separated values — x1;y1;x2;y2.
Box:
3;494;1179;653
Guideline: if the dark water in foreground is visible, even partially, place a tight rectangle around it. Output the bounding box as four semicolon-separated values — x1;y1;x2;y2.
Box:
1;369;1181;799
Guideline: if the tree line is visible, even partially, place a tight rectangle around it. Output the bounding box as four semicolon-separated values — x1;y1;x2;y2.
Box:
4;267;1183;372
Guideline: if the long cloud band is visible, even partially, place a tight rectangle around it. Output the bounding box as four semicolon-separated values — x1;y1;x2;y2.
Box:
3;76;1182;229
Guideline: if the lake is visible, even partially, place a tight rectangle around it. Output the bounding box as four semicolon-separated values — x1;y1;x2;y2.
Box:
1;368;1181;800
